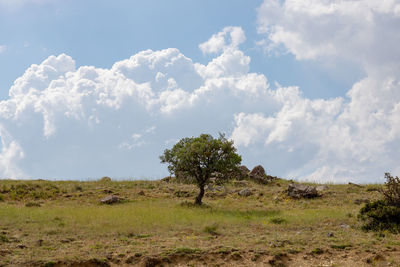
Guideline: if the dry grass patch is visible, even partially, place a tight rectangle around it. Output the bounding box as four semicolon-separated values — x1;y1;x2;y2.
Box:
0;178;399;266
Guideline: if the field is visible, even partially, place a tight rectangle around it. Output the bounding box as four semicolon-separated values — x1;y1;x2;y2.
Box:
0;178;399;266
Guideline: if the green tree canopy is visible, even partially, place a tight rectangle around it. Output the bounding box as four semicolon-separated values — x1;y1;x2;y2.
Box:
160;133;242;205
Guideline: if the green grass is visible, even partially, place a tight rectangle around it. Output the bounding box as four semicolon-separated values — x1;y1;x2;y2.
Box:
0;200;282;237
0;178;398;266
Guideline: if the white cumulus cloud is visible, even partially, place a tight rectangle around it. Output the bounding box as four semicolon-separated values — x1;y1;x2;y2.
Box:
0;27;277;179
199;26;246;54
1;16;400;182
228;0;400;182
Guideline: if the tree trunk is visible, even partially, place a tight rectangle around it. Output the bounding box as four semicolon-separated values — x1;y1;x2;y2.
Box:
195;184;205;205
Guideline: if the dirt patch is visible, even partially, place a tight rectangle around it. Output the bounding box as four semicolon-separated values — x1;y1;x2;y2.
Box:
22;249;399;267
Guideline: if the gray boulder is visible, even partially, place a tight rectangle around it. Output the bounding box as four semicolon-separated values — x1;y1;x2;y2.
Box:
100;195;121;204
238;188;252;197
237;165;250;180
287;184;319;199
249;165;273;184
316;185;328;192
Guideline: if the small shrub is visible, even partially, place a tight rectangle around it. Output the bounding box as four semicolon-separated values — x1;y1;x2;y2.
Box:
74;185;83;192
358;173;400;233
270;217;287;224
203;223;219;235
0;194;4;202
311;248;324;255
25;202;41;207
43;262;56;267
381;173;400;206
0;234;9;243
358;200;400;233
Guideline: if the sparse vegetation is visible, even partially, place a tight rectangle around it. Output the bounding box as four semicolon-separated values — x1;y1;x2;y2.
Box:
203;223;219;235
0;177;399;266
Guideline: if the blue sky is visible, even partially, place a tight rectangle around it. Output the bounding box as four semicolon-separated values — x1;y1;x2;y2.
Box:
0;0;361;100
0;0;399;182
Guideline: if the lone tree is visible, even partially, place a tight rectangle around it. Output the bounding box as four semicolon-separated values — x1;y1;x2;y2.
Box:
160;134;241;205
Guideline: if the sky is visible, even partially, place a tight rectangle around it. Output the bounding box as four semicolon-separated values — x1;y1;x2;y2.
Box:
0;0;399;182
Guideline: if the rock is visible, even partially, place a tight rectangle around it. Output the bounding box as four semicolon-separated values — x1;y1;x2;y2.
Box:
215;186;225;191
316;185;328;192
250;165;266;180
237;165;250;180
249;165;273;184
100;176;112;182
348;182;363;187
340;223;350;229
238;188;252;197
138;190;145;196
100;195;121;204
327;232;334;237
287;183;319;199
16;244;27;249
205;185;225;192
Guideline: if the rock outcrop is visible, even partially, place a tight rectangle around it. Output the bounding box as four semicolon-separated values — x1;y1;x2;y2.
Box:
249;165;274;184
100;195;121;204
238;188;252;197
287;184;319;199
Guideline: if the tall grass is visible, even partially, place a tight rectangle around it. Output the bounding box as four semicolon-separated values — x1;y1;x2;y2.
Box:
0;199;282;238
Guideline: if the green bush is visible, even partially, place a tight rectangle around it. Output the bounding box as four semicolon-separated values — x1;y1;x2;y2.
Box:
358;200;400;233
381;173;400;206
358;173;400;233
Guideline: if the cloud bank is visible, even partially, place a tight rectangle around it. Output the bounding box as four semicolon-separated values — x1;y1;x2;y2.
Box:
234;0;400;182
1;3;400;183
0;27;278;179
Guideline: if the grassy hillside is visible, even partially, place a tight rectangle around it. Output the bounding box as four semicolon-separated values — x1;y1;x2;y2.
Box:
0;178;398;266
